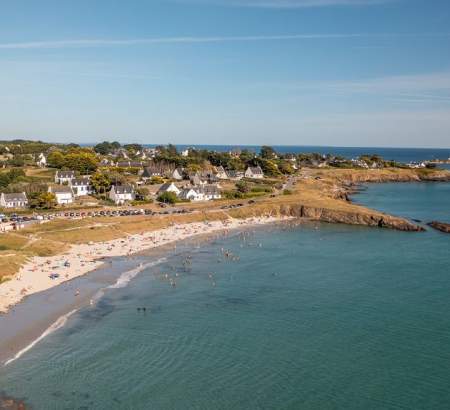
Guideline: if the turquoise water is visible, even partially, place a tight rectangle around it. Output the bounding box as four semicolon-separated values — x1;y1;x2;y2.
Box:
1;183;449;409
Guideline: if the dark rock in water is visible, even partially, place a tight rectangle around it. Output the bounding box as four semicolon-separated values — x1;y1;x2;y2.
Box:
412;219;422;223
428;221;450;233
281;204;425;232
0;394;28;410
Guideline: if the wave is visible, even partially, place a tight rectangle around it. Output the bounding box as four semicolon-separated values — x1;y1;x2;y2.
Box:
90;258;166;304
4;309;78;366
4;258;166;367
109;258;166;289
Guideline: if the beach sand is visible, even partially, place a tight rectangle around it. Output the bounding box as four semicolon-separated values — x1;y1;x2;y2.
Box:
0;216;287;314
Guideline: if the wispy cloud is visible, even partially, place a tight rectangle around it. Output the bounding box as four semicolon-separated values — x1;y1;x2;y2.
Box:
325;72;450;93
180;0;397;8
1;32;448;50
0;34;367;50
271;72;450;103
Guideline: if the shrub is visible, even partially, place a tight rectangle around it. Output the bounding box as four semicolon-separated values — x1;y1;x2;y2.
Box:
250;185;272;193
157;191;178;204
150;176;165;185
235;181;250;193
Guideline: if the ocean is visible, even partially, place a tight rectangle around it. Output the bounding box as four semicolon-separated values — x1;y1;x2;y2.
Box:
1;182;450;409
144;145;450;164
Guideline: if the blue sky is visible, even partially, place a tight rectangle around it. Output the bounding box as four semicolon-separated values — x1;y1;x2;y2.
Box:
1;0;450;147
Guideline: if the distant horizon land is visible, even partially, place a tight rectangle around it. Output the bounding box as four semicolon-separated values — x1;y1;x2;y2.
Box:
0;138;449;151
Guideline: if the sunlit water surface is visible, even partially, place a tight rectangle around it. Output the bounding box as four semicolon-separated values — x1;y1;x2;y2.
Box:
1;182;449;409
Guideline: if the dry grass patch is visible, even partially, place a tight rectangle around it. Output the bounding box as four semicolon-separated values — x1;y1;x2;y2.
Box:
25;167;55;180
24;239;69;257
22;218;93;234
0;252;28;280
0;233;29;251
40;224;124;244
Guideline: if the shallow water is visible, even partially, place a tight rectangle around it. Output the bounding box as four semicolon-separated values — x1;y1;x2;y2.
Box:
1;183;449;409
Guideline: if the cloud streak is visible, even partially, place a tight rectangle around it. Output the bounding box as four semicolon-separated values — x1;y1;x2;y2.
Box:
0;32;448;50
0;34;367;50
269;72;450;105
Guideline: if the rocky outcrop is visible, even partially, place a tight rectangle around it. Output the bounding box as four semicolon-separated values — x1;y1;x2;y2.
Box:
428;221;450;233
279;204;425;232
339;170;450;184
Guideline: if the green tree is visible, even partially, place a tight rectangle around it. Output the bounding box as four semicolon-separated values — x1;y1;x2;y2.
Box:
260;146;277;159
29;192;57;209
227;158;245;171
257;159;280;177
64;152;98;174
239;149;255;163
47;151;65;168
123;144;143;153
135;187;150;200
94;141;121;155
157;191;178;204
90;172;112;197
279;161;295;175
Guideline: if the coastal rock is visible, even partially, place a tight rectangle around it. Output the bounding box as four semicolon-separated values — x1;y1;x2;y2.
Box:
427;221;450;233
281;204;424;232
336;169;450;185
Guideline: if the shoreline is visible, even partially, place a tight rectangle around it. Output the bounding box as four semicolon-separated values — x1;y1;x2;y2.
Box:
0;218;289;366
0;216;288;315
2;170;449;316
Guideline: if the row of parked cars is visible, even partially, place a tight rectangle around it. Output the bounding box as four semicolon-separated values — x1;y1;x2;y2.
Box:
0;213;38;223
0;207;193;223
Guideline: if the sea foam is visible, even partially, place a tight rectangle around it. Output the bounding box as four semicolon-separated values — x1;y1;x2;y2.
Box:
4;258;166;366
4;309;77;366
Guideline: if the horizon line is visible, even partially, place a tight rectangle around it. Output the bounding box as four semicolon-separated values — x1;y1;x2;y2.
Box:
0;138;448;150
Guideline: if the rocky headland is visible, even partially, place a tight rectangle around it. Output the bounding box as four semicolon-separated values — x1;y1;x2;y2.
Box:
428;221;450;233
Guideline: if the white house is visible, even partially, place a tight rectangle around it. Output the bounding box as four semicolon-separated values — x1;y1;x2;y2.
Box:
178;184;221;202
189;173;206;186
201;184;221;200
215;166;229;180
70;177;93;197
0;192;28;208
245;166;264;179
179;187;204;202
109;185;135;205
48;185;74;205
226;170;244;181
55;170;76;184
157;182;181;196
171;168;184;181
181;149;190;157
135;150;148;160
142;165;167;180
36;153;47;168
116;161;145;169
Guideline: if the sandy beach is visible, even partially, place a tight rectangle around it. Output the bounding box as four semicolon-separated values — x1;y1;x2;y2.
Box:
0;216;287;314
